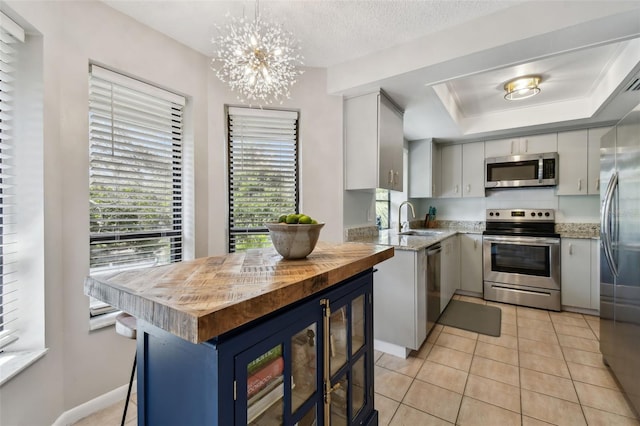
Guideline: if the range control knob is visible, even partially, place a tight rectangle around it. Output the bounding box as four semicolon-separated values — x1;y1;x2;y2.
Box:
531;212;536;217
545;212;550;217
537;212;543;217
489;212;494;216
495;212;500;217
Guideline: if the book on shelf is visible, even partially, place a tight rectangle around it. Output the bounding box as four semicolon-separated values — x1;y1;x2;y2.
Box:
247;377;284;423
247;356;284;398
247;346;282;376
248;376;297;424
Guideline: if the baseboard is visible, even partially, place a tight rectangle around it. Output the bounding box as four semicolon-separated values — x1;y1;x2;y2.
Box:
52;381;136;426
374;339;411;359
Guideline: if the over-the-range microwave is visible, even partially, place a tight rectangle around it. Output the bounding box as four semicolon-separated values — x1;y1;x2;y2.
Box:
485;152;558;189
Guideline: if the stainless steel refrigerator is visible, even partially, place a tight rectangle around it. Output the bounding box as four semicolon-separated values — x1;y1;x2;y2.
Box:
600;102;640;417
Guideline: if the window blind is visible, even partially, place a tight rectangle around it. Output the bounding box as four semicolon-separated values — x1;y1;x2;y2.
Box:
0;12;25;350
227;107;299;252
89;65;184;276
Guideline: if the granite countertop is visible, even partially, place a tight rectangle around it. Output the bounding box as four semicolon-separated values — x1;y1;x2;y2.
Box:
555;223;600;239
354;228;458;251
84;242;393;343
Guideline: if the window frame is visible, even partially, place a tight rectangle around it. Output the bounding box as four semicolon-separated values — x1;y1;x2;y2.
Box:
88;65;185;324
226;106;300;253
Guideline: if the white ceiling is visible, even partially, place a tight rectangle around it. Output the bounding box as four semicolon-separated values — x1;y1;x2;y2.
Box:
103;0;640;142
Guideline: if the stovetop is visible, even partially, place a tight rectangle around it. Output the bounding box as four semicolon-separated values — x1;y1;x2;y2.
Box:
484;209;559;238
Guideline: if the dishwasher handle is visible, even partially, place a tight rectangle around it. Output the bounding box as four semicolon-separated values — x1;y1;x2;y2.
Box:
427;245;442;255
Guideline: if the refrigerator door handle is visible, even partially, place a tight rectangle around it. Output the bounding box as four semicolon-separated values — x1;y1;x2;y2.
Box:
601;171;619;277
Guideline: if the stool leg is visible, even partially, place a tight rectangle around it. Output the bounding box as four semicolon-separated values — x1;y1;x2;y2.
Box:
122;351;137;426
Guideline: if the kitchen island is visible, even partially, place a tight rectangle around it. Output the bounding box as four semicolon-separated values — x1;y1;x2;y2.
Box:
85;241;393;426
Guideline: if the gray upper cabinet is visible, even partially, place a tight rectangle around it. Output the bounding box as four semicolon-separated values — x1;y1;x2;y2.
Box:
484;134;557;158
408;138;440;198
345;91;404;191
557;127;611;196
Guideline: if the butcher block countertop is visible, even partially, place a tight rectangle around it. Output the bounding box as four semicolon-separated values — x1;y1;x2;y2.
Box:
84;242;393;344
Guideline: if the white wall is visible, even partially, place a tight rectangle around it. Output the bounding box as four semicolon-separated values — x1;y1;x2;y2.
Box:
0;1;343;425
207;68;344;254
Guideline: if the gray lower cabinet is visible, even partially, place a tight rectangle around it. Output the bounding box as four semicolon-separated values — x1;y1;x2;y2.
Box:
459;233;483;295
561;238;600;312
373;249;427;352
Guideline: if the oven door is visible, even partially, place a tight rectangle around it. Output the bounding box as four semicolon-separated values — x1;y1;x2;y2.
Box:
483;235;560;290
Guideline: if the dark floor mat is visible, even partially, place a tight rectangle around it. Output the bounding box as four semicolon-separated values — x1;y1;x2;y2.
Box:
437;300;502;337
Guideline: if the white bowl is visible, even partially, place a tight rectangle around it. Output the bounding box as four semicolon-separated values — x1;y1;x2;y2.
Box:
265;222;325;259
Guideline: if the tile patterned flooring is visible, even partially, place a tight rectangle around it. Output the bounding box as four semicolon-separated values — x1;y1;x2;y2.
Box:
374;295;640;426
74;295;639;425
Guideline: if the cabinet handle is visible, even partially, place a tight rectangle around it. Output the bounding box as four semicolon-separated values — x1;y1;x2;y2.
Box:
510;140;514;154
569;243;573;255
466;184;471;193
394;171;399;187
578;179;582;191
473;239;477;250
596;178;600;191
524;139;528;153
455;184;459;193
388;170;393;185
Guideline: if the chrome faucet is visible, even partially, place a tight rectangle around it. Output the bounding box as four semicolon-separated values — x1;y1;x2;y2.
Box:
398;201;416;232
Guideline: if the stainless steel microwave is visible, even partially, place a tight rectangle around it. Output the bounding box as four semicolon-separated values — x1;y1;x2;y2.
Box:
485;152;558;188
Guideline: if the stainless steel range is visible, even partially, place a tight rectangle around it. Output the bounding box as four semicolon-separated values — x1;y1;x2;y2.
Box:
483;209;561;311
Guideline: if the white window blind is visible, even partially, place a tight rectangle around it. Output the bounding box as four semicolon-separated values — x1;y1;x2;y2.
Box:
227;107;299;252
0;12;25;350
89;65;184;277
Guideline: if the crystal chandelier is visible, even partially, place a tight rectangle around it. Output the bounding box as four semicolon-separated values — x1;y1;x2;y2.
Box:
211;2;304;105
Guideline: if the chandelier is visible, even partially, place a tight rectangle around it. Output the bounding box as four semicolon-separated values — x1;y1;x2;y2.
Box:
211;2;304;105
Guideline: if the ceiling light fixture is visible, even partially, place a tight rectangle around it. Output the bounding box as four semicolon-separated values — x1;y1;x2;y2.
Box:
211;1;304;106
504;76;541;101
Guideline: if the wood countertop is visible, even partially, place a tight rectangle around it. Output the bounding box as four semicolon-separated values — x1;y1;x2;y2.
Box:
84;242;393;343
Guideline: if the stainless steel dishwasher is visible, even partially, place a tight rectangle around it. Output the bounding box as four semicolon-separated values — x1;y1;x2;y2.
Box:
426;244;442;335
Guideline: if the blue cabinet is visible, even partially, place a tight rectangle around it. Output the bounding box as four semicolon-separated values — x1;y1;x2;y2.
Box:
136;269;377;425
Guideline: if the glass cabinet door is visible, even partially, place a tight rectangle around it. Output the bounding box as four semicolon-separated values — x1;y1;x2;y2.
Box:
238;319;320;426
246;343;285;425
291;323;318;414
325;286;372;425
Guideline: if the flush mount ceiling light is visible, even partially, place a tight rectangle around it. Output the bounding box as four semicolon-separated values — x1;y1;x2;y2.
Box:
504;76;541;101
211;1;304;106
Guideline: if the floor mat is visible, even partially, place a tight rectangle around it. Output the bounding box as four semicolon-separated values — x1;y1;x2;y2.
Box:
437;300;502;337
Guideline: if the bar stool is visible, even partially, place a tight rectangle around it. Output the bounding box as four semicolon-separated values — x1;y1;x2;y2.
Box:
115;312;137;426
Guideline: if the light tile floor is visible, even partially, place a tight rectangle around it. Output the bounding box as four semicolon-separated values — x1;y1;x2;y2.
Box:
375;295;640;426
74;295;640;426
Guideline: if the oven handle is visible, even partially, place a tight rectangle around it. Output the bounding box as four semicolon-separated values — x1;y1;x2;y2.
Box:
483;235;560;246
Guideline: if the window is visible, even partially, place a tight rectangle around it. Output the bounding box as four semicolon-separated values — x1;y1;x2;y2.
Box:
227;107;299;252
375;189;390;230
88;65;184;280
0;13;25;351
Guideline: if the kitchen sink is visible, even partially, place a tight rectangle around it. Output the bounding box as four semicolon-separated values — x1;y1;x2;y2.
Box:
398;230;444;236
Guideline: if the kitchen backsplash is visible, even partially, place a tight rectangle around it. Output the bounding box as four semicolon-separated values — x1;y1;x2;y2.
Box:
344;225;379;241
